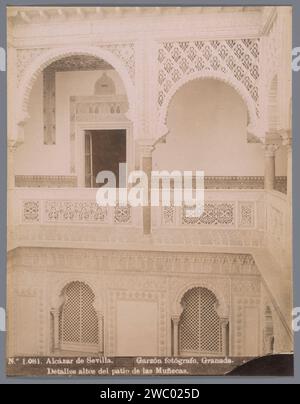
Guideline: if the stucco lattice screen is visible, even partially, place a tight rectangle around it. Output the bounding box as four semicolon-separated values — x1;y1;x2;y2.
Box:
182;202;235;226
158;39;260;116
59;282;99;350
179;287;222;355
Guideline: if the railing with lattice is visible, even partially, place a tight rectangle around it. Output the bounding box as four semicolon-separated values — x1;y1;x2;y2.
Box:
14;188;141;227
156;189;265;230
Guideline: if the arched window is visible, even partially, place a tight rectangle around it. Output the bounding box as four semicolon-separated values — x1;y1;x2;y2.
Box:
179;287;222;356
59;281;99;352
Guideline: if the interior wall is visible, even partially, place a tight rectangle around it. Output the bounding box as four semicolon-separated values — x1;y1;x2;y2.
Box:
14;69;126;176
116;300;159;356
275;147;288;176
14;74;288;178
153;79;287;176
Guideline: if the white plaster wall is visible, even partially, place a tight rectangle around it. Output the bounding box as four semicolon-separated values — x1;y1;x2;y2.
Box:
14;69;126;176
116;300;159;356
153;79;287;176
275;146;288;176
14;73;287;178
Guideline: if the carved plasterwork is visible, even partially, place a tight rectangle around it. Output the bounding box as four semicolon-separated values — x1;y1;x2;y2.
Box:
238;201;255;228
21;200;134;226
15;175;77;188
182;201;235;226
157;39;260;139
11;247;259;276
44;200;109;224
16;43;134;88
48;55;113;72
12;269;46;355
231;278;261;296
23;200;40;223
114;205;132;224
16;46;136;136
162;205;175;225
264;16;280;98
14;224;266;249
43;67;56;145
101;43;135;83
232;296;261;356
104;274;168;292
50;274;103;312
204;176;265;190
171;276;230;318
261;284;293;354
269;205;284;244
16;48;49;86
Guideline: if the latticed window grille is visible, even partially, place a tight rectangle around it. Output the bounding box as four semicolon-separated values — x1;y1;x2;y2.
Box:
59;282;99;351
179;287;222;355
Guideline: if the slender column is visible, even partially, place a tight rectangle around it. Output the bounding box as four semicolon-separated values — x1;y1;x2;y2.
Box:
51;308;60;351
220;318;229;357
264;144;279;190
139;143;154;235
172;315;180;356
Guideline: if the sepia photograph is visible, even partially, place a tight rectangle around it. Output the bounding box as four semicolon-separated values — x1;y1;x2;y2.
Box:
5;5;293;377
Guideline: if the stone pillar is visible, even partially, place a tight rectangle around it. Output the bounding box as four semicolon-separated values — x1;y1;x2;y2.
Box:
172;315;180;356
139;143;154;235
264;144;279;190
51;308;60;351
220;318;229;357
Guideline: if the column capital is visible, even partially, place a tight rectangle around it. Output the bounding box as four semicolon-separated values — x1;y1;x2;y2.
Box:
171;315;181;326
8;139;18;153
138;139;155;157
279;129;292;147
263;143;279;157
220;318;229;327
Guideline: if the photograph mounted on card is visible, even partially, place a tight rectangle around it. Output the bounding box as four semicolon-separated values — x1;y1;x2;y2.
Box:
6;5;293;377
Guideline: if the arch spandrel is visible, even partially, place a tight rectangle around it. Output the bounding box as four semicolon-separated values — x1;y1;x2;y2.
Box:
157;71;262;144
16;46;136;143
172;280;229;319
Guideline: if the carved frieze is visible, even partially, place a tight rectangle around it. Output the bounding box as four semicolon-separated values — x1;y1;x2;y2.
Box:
11;247;259;276
17;43;135;88
15;175;77;188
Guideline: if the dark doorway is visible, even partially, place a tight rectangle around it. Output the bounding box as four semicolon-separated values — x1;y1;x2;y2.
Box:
85;129;126;188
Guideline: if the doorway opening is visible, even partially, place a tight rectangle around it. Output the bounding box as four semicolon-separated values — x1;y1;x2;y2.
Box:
85;129;126;188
